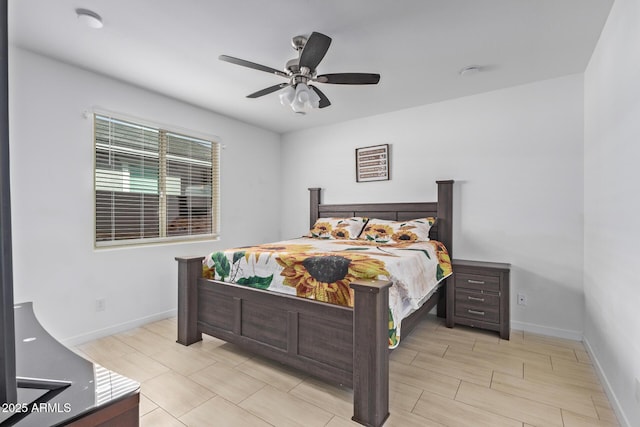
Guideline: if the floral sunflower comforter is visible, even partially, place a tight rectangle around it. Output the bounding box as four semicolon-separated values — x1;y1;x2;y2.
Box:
203;237;452;348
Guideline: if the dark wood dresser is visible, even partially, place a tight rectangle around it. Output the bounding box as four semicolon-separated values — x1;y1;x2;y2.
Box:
446;259;510;340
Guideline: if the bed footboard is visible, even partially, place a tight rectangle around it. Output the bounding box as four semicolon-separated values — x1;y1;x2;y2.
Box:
176;256;390;427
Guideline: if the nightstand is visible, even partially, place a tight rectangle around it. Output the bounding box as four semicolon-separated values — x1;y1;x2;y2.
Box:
446;259;510;340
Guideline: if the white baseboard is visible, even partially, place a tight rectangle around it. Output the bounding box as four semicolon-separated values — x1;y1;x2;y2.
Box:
510;320;583;341
583;338;632;427
61;309;177;347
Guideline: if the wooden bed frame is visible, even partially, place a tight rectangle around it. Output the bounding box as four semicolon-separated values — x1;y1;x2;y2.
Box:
176;180;454;427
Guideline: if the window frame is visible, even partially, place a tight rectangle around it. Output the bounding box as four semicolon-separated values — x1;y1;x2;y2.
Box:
93;112;220;248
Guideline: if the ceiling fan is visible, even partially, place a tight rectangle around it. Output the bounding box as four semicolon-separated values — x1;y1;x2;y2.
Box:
219;32;380;114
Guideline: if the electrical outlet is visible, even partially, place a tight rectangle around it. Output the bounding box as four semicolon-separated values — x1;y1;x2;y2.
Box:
517;293;527;306
635;378;640;404
95;298;106;312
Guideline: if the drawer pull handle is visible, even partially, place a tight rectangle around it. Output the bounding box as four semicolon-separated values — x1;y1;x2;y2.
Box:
468;279;485;285
468;309;485;316
467;296;485;302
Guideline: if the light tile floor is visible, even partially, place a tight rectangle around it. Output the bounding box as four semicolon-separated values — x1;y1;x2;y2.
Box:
74;315;620;427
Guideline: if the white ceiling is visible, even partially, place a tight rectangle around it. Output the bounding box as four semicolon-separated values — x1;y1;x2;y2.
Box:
9;0;613;134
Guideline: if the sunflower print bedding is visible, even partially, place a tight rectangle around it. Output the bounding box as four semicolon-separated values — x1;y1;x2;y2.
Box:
203;237;452;348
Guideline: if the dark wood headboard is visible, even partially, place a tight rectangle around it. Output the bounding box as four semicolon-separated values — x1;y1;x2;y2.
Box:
308;180;454;256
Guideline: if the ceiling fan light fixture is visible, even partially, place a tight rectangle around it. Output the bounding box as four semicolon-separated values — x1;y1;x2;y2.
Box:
279;86;295;107
290;92;307;114
288;83;317;114
308;88;321;109
296;83;311;103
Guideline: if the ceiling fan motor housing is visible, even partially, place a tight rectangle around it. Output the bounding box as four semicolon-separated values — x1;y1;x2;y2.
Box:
285;58;300;74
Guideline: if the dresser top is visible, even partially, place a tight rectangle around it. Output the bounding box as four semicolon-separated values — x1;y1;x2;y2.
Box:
452;259;511;271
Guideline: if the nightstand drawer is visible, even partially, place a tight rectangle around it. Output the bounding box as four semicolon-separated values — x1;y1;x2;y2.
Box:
455;303;500;323
454;273;500;292
455;289;500;308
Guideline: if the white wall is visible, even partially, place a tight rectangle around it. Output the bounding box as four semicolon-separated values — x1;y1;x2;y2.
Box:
9;48;281;345
281;74;585;338
584;0;640;425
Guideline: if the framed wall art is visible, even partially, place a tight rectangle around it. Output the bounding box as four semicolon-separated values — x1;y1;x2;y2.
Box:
355;144;389;182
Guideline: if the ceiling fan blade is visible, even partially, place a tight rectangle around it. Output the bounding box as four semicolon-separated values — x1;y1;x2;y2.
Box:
299;32;332;71
316;73;380;85
310;85;331;108
247;83;290;98
219;55;288;78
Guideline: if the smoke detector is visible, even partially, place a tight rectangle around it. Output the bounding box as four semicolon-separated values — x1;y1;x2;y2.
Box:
459;65;482;77
76;8;103;29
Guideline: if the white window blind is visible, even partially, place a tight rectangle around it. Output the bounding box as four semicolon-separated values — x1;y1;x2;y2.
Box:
94;114;219;246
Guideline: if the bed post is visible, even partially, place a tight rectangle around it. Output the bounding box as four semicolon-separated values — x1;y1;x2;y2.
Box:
308;187;321;228
436;180;454;319
175;256;204;345
436;180;454;255
350;279;392;427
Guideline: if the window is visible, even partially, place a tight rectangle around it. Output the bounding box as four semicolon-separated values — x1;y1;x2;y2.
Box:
94;114;219;247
